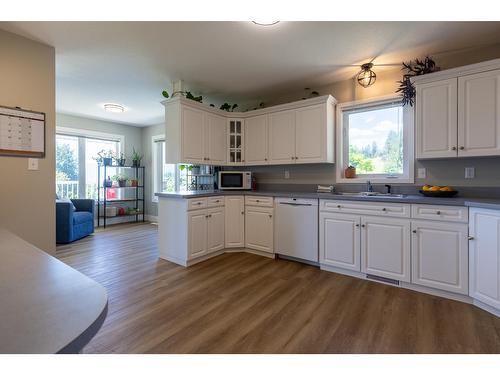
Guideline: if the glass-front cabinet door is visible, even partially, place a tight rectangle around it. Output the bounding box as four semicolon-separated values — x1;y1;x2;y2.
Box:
227;119;245;165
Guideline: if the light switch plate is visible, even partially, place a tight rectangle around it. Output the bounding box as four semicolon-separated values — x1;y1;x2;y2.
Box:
417;168;426;179
284;170;290;179
465;167;475;179
28;158;39;170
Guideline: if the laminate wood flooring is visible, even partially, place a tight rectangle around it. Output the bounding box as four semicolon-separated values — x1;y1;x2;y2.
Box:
56;223;500;353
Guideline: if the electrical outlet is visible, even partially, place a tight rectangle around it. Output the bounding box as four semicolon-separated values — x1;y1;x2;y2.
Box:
417;168;426;179
284;170;290;179
28;158;39;170
465;167;475;179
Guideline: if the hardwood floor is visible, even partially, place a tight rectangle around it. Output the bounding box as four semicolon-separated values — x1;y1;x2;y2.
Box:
56;223;500;354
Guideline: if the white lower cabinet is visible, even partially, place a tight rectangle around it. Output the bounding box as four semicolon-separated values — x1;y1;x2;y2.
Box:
206;207;225;253
361;216;411;282
411;220;468;294
319;212;360;271
224;196;245;248
187;205;225;259
245;205;274;253
469;208;500;310
188;210;209;258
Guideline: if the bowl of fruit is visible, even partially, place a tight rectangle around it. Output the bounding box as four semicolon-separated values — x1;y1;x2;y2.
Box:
419;185;458;197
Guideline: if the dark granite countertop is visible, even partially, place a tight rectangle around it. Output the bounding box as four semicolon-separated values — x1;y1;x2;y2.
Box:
155;190;500;208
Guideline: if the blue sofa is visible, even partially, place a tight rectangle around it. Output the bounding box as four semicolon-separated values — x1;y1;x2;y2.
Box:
56;199;95;244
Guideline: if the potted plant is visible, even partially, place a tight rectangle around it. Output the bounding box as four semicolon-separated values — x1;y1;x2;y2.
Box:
132;147;143;167
94;150;115;166
112;174;128;187
345;166;357;179
130;178;138;187
115;152;126;166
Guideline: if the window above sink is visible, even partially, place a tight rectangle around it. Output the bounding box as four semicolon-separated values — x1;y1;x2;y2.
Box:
336;95;414;184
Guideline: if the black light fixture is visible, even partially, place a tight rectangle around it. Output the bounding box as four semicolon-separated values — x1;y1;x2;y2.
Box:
357;63;377;88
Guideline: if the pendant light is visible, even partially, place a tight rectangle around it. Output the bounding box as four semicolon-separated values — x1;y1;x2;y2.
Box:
357;63;377;88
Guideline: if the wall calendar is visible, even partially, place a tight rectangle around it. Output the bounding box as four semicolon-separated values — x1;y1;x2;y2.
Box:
0;105;45;158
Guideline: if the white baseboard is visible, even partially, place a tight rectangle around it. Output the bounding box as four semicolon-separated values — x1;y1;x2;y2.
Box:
145;215;158;222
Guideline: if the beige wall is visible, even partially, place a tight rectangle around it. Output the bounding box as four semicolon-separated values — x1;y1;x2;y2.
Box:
249;44;500;188
56;113;143;158
0;30;56;254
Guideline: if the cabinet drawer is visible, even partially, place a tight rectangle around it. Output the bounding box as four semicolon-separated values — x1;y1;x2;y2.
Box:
320;200;410;218
207;196;225;207
245;196;274;207
411;204;468;223
187;198;208;211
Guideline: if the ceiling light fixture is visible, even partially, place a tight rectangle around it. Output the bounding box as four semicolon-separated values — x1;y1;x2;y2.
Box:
103;103;125;113
252;20;280;26
357;63;377;88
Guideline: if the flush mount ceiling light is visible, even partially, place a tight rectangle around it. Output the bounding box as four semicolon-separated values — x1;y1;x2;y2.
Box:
252;20;280;26
357;63;377;88
103;103;125;113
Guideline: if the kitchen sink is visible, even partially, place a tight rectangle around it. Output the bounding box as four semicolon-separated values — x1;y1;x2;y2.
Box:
334;192;406;198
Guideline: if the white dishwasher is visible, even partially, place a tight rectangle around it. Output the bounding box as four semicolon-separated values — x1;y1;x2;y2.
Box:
275;197;319;263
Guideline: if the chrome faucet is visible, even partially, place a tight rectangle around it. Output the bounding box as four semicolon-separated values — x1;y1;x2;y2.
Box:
366;180;373;192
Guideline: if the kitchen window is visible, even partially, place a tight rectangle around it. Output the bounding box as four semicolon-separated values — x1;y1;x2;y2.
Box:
337;96;414;183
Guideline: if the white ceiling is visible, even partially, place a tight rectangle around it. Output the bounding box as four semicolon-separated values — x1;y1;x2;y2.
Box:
2;21;500;126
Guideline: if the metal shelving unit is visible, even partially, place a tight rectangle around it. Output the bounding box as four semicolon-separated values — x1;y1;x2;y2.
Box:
97;165;145;228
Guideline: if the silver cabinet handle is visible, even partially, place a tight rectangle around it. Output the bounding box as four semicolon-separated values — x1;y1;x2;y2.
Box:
337;205;341;208
256;199;260;202
459;146;465;150
355;224;360;227
195;202;202;205
382;208;387;211
269;214;273;218
241;211;244;215
291;156;294;160
412;229;417;234
264;158;267;161
468;236;474;240
361;224;366;228
452;146;457;151
436;211;441;215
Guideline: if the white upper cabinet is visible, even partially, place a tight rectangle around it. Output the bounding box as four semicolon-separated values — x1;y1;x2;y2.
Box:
458;70;500;157
414;60;500;159
245;115;268;165
163;95;336;166
295;104;331;163
268;109;296;164
469;208;500;310
416;78;458;159
205;113;227;165
181;106;206;164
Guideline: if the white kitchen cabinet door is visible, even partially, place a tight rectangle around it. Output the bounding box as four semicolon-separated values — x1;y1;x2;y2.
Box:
206;113;227;165
224;196;245;248
227;119;245;165
245;206;274;253
469;208;500;310
295;104;326;163
181;106;206;164
458;70;500;157
245;115;268;165
361;216;411;282
206;207;225;253
416;78;458;159
268;110;296;164
411;221;468;295
187;210;208;259
319;212;360;271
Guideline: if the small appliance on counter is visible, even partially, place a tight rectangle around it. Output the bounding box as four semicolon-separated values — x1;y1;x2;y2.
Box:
218;171;252;190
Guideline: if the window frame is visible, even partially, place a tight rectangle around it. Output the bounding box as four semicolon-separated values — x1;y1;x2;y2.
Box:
152;134;180;202
336;95;414;184
56;127;124;199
